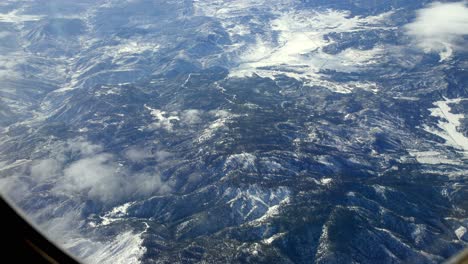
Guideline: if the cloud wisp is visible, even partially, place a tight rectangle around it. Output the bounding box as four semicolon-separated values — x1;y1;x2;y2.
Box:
1;138;172;205
405;1;468;61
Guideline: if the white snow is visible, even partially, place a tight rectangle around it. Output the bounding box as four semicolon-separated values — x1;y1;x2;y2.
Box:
262;232;286;245
144;104;180;131
320;178;333;185
230;9;387;89
262;159;283;172
100;202;135;226
95;87;121;96
225;152;256;171
250;196;290;224
0;53;28;79
424;98;468;158
408;150;462;165
194;1;391;92
0;159;31;172
373;185;389;200
222;185;290;224
438;43;453;62
114;41;159;55
198;110;234;142
455;226;467;240
79;230;146;264
0;10;42;23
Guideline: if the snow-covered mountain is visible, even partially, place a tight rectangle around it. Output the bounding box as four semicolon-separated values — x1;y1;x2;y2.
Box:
0;0;467;263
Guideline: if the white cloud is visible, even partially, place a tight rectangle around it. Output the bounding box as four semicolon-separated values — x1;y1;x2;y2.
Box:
66;140;104;157
187;172;202;183
0;31;11;38
405;1;468;61
30;159;62;181
125;147;152;162
1;138;172;204
0;174;30;202
57;153;126;203
54;151;171;203
154;150;172;162
131;171;172;196
125;147;173;163
181;109;202;124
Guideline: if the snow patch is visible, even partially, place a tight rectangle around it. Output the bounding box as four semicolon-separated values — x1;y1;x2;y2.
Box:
114;40;159;55
262;232;286;245
79;230;146;264
261;159;283;172
320;178;333;185
408;150;462;165
230;9;387;86
198;110;235;142
424;98;468;158
0;159;31;172
223;185;290;223
144;105;179;132
194;0;391;92
0;10;42;23
100;202;135;226
225;152;256;171
455;226;467;241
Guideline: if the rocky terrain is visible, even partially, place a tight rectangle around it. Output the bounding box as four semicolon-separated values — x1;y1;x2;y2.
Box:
0;1;467;263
